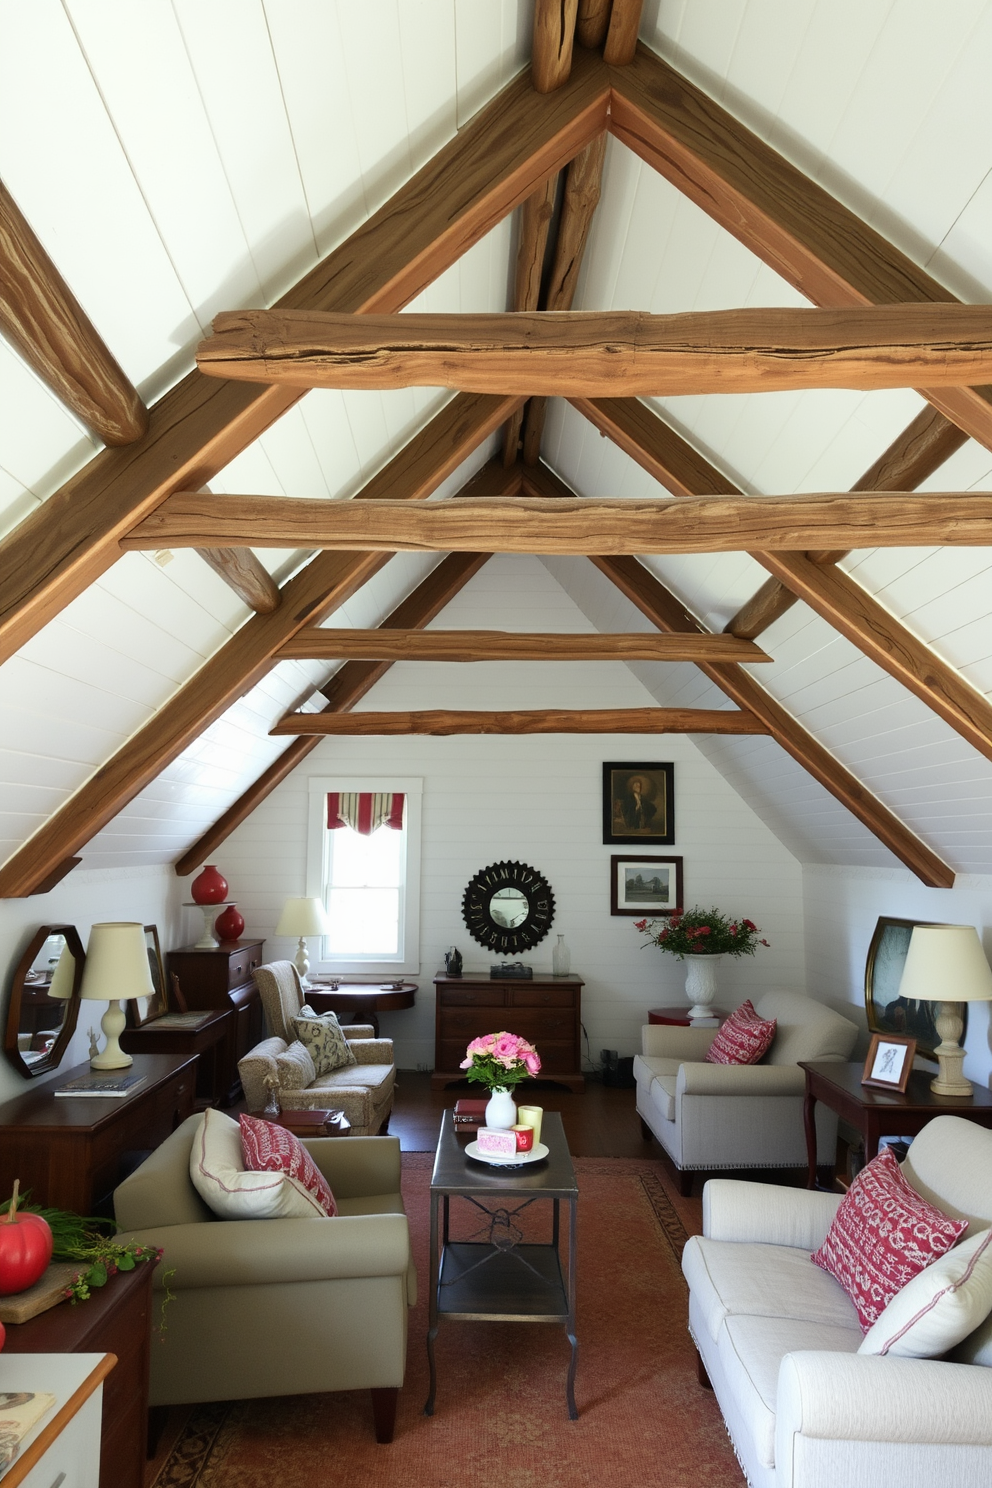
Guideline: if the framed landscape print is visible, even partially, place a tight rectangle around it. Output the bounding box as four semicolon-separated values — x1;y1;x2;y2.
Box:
602;762;675;845
610;856;683;917
864;915;956;1060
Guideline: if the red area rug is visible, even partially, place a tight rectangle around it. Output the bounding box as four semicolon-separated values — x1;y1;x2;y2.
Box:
151;1155;741;1487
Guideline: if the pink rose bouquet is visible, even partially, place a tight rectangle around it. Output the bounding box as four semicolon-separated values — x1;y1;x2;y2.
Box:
460;1031;541;1092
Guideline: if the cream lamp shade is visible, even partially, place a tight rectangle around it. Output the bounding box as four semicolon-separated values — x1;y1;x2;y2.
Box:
275;897;330;983
46;943;77;1001
79;922;155;1070
897;923;992;1097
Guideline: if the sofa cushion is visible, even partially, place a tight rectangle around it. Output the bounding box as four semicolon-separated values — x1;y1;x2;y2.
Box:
293;1007;358;1075
860;1225;992;1358
189;1108;326;1220
239;1113;337;1217
705;1000;777;1066
310;1062;395;1097
812;1147;968;1330
718;1314;861;1469
275;1039;316;1089
646;1073;677;1123
683;1236;861;1344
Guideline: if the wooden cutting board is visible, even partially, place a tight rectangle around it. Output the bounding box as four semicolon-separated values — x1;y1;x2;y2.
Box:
0;1263;80;1324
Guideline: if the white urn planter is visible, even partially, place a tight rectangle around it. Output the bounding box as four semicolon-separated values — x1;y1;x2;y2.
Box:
484;1087;517;1129
683;954;725;1020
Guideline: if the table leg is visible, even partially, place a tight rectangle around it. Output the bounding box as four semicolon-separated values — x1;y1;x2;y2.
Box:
424;1190;440;1416
865;1116;881;1163
565;1195;578;1420
803;1089;818;1189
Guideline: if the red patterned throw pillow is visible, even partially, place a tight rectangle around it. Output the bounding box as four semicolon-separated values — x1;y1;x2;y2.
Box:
704;1000;777;1065
811;1146;967;1331
239;1114;337;1217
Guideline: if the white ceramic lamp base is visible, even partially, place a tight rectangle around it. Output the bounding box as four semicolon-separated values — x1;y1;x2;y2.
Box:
294;937;311;985
90;999;133;1070
931;1001;973;1096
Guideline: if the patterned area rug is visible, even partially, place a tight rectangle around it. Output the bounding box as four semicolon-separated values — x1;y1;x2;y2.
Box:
151;1155;741;1487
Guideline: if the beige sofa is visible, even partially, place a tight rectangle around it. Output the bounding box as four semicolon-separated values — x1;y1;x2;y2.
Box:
239;961;395;1135
635;990;858;1193
114;1113;415;1441
683;1115;992;1488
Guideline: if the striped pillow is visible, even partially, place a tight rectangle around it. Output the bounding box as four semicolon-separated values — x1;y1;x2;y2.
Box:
859;1226;992;1357
704;1000;776;1065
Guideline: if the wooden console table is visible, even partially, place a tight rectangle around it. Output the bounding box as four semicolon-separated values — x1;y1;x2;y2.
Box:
166;939;264;1103
800;1058;992;1189
307;980;417;1036
432;972;584;1092
0;1052;196;1213
120;1006;233;1107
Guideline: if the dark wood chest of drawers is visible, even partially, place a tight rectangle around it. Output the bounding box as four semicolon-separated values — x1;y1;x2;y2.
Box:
165;940;265;1103
432;973;584;1091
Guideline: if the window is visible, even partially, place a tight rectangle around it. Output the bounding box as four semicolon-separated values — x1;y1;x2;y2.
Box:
306;777;422;975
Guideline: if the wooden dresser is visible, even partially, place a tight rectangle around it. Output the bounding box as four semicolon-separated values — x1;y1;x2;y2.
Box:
432;972;584;1091
165;939;265;1103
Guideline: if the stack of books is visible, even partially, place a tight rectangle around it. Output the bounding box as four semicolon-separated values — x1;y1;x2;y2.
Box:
452;1098;488;1133
54;1071;146;1098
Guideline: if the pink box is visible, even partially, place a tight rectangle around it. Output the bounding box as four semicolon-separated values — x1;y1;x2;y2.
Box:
476;1127;518;1157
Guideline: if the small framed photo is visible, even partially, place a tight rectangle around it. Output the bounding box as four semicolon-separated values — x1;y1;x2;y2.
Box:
862;1033;916;1093
610;856;683;916
603;762;675;845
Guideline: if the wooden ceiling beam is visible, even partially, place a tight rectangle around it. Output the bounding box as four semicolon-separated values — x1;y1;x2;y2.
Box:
123;489;992;555
271;707;769;737
608;44;992;453
174;550;490;876
577;0;612;50
576;396;992;769
196;305;992;398
275;629;771;663
593;555;954;888
520;460;577;499
196;547;281;615
726;404;968;639
603;0;643;65
533;0;579;93
0;181;148;447
0;48;610;666
0;392;514;898
502;175;558;464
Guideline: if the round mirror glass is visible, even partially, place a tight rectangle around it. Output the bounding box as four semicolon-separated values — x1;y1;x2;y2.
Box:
489;887;529;929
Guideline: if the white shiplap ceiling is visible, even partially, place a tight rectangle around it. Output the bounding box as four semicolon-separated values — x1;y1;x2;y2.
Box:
2;0;992;881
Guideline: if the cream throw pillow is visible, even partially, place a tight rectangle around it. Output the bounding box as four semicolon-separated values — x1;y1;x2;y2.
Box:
292;1006;357;1076
275;1039;316;1090
859;1226;992;1358
189;1108;326;1220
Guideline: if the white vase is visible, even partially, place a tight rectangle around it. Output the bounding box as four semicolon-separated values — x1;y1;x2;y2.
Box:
485;1086;517;1129
552;933;570;977
684;954;724;1020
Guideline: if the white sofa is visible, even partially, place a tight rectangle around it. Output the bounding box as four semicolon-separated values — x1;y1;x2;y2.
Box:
683;1115;992;1488
635;990;858;1193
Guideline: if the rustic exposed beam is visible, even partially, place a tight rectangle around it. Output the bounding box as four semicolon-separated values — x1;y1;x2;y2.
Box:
0;180;147;446
594;555;954;888
276;629;771;663
575;397;992;771
577;0;612;49
533;0;579;93
452;456;523;499
271;707;769;737
0;393;514;898
174;551;490;876
124;489;992;555
197;306;992;398
726;405;968;639
196;547;281;615
0;48;610;666
607;44;992;452
522;132;608;461
603;0;643;64
520;461;576;499
502;176;558;464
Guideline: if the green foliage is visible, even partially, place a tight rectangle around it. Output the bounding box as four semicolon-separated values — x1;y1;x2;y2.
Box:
1;1191;161;1305
633;906;770;960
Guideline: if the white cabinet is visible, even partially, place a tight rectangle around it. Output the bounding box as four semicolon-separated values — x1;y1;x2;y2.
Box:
0;1354;112;1488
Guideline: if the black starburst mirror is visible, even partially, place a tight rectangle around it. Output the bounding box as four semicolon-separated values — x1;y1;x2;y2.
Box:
461;860;556;955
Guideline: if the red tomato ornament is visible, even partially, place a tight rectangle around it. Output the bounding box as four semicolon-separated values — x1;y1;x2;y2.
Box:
0;1181;53;1296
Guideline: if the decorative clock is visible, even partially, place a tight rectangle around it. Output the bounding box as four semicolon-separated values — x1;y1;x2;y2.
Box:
461;861;556;954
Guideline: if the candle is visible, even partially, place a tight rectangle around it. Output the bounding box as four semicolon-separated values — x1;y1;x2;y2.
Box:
517;1105;543;1144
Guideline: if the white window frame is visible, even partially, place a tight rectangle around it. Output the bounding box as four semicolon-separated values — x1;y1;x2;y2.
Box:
306;776;422;976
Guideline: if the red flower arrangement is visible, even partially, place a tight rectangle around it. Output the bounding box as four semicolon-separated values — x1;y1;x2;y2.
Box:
633;906;769;959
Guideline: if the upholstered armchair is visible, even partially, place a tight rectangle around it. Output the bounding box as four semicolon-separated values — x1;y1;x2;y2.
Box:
635;989;858;1193
114;1113;415;1441
239;960;395;1135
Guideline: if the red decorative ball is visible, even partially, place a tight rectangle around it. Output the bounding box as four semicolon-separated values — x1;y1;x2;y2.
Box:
214;904;245;942
0;1208;53;1296
191;864;229;905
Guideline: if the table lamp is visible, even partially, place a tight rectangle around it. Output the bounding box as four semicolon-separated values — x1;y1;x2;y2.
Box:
896;923;992;1096
275;897;329;985
79;922;155;1069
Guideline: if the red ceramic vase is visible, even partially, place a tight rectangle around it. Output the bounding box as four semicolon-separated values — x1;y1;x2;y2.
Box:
191;864;229;905
214;904;245;942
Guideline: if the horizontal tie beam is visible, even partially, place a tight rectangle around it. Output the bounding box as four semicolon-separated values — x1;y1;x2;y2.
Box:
270;708;770;736
274;628;771;662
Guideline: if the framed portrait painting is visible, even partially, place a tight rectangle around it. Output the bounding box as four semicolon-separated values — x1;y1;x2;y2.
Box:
864;915;958;1061
610;856;683;917
602;762;675;845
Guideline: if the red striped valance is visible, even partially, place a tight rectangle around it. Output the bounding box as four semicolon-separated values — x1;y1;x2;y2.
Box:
327;792;405;835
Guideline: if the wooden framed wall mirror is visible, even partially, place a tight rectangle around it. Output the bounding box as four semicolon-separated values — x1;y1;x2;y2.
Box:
4;924;85;1078
125;926;169;1027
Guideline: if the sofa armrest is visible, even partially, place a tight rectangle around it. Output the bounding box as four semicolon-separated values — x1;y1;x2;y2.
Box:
776;1353;992;1451
641;1025;716;1059
301;1134;402;1198
703;1179;841;1247
678;1062;806;1097
348;1038;394;1065
120;1211;410;1290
